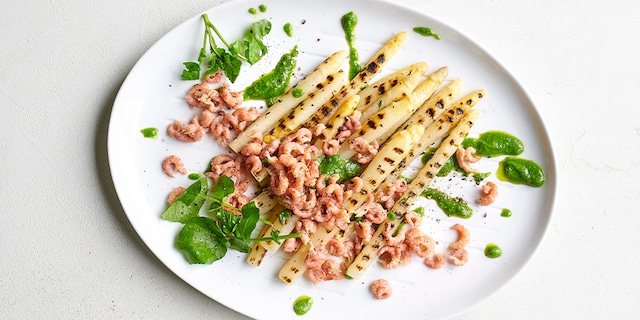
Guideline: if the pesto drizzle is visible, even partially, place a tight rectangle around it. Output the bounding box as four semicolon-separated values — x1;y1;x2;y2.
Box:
341;11;362;80
244;46;298;106
421;188;473;219
413;27;441;40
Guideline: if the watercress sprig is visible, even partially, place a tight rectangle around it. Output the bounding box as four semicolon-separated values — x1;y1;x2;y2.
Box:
181;13;272;82
163;175;300;264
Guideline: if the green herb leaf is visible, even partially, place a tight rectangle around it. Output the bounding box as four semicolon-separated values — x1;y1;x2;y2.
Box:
216;210;242;236
237;202;260;240
211;175;235;202
181;62;201;80
269;230;282;245
278;209;292;226
176;217;227;264
206;47;242;83
227;238;251;253
161;178;208;223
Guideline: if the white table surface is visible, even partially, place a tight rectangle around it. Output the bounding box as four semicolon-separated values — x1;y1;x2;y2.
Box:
2;0;639;319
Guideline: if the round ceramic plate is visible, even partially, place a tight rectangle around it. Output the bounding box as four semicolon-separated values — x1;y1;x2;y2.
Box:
108;0;557;319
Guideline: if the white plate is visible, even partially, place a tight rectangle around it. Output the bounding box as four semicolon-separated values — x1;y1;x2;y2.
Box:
108;0;557;319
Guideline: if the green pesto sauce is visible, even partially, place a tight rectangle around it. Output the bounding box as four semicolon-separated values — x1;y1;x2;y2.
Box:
292;87;304;98
413;27;441;40
484;243;502;258
188;173;201;180
501;208;512;217
284;22;294;37
463;130;525;157
473;171;491;183
248;7;257;14
293;295;313;316
140;127;158;139
421;188;473;219
497;157;546;187
317;154;362;183
244;46;298;105
341;11;362;80
258;4;267;12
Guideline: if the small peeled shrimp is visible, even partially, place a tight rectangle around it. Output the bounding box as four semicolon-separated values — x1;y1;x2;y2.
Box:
162;155;188;177
449;248;469;266
219;83;243;108
383;222;406;247
424;252;446;269
370;279;392;300
167;186;186;204
456;146;480;173
449;224;470;251
477;181;498;206
322;139;340;156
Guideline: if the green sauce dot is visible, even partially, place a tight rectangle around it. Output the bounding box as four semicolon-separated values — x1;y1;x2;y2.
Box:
140;127;158;139
292;87;304;98
188;173;201;180
284;22;294;37
293;295;313;316
258;4;267;12
248;7;257;14
500;208;512;217
484;243;502;258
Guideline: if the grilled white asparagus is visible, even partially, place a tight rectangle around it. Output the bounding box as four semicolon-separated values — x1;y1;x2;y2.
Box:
338;67;447;159
229;50;348;153
345;110;480;279
294;31;409;136
357;62;429;123
381;89;485;187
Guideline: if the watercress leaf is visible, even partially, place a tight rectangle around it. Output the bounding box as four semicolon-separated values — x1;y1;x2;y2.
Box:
181;62;201;80
161;178;208;223
229;39;247;58
242;20;271;64
211;175;235;202
208;48;242;83
244;36;267;64
251;19;272;39
227;238;251;253
208;201;221;213
220;52;242;83
269;230;281;245
278;209;292;226
216;209;241;236
176;217;227;264
237;202;260;240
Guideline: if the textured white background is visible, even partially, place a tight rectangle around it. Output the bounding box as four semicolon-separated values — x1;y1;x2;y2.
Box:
1;0;639;319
